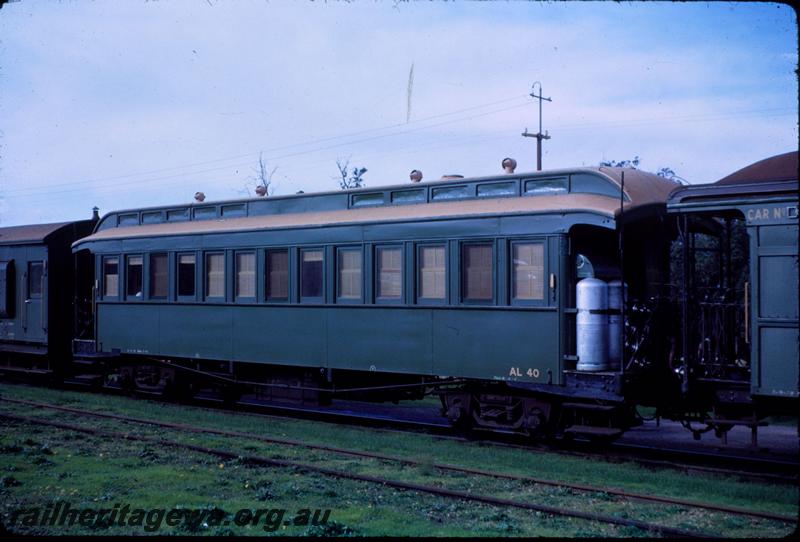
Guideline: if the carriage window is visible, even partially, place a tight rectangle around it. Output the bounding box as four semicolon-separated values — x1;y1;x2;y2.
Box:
167;209;189;222
193;207;217;220
118;213;139;226
462;244;493;301
512;242;544;301
391;189;426;204
142;211;163;224
104;257;119;298
524;178;568;196
126;256;143;299
177;254;196;297
205;253;225;299
570;173;628;200
28;262;44;297
266;250;289;300
351;193;384;207
301;249;323;300
222;204;246;218
337;248;362;301
235;252;256;299
432;185;471;201
477;182;516;197
418;245;446;300
149;253;168;298
376;247;402;300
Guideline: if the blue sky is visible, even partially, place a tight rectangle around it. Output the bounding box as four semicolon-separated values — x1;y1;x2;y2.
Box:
0;1;796;226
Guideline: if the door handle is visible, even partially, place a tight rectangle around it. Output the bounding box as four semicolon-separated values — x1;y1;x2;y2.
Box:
24;299;31;304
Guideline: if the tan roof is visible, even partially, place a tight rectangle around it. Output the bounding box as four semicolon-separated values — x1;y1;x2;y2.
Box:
596;166;678;202
75;168;676;246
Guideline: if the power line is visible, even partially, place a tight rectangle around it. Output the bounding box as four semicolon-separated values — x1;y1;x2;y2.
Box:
3;105;796;202
1;94;529;194
3;129;523;206
4;101;533;198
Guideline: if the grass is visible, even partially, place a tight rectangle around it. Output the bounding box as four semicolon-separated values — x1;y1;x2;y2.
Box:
0;382;796;537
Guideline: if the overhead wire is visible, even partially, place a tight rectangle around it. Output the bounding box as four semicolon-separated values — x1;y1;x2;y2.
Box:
5;100;533;199
1;94;530;195
3;105;796;205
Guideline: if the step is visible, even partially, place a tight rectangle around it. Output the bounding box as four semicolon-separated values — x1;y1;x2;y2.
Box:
561;402;617;412
564;425;624;438
70;374;104;385
704;418;769;428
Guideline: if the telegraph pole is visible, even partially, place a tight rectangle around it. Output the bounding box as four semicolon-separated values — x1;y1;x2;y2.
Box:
521;82;551;171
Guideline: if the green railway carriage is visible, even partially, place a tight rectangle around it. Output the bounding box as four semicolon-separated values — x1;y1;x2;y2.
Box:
0;220;96;366
666;151;798;430
72;168;678;434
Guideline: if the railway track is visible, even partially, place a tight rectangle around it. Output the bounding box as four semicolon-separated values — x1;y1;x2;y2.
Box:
2;376;797;483
201;395;800;484
0;408;744;538
1;395;795;525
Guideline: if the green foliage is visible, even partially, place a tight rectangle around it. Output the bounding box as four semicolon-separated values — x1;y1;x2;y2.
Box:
656;166;688;185
600;156;640;169
336;158;367;189
599;157;687;184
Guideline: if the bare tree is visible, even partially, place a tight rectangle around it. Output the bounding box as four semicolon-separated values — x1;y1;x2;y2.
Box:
336;158;367;190
249;152;278;196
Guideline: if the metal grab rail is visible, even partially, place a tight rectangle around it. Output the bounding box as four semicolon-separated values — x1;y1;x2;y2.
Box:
41;263;47;333
744;281;749;345
21;271;28;330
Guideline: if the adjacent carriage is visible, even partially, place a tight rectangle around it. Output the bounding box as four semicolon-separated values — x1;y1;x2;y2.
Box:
0;219;96;369
665;151;798;442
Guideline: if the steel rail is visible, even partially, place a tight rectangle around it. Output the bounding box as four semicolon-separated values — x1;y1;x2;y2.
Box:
226;397;800;484
0;411;715;538
1;396;794;525
2;379;796;484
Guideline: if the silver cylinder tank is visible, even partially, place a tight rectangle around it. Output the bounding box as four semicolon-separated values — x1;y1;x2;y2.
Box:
607;280;628;371
576;278;609;371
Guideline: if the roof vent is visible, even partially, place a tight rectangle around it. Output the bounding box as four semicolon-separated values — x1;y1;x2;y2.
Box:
440;174;464;181
92;206;100;221
194;191;206;202
502;157;517;174
410;169;423;183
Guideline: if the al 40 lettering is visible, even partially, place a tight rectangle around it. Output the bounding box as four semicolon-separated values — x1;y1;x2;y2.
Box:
509;367;540;378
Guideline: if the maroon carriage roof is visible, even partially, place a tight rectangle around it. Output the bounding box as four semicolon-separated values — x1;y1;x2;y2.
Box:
668;151;798;206
0;221;78;245
715;151;798;185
